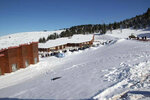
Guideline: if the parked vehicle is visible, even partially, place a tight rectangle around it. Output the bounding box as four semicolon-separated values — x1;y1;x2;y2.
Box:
55;53;65;58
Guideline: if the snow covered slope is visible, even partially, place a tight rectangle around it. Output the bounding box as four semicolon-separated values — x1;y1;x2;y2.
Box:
0;30;64;49
106;28;150;39
0;28;150;100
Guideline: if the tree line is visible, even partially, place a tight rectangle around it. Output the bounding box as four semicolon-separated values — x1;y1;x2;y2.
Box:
39;8;150;43
39;33;59;43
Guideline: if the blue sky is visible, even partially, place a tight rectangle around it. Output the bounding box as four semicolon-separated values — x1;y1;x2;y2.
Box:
0;0;150;36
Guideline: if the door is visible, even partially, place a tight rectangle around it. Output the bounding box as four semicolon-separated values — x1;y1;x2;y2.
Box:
25;60;29;67
34;57;38;64
12;64;18;72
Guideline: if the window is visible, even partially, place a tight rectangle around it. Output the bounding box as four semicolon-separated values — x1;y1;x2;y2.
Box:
12;64;18;72
0;68;2;75
34;57;38;64
25;60;29;67
50;47;55;49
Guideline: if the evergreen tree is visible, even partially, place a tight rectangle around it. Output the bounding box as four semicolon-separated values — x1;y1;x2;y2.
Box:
39;37;46;43
101;24;106;34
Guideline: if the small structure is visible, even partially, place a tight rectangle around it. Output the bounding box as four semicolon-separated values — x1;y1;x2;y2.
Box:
129;34;136;39
0;42;39;76
55;53;65;58
129;34;149;41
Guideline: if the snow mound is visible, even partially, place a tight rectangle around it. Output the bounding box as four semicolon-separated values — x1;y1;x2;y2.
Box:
94;61;150;100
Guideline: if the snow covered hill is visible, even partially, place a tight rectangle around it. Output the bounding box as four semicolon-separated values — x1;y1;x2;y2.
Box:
106;28;150;39
0;30;64;49
0;28;150;100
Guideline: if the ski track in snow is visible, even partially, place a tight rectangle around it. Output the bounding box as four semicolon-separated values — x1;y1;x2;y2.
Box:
63;63;86;71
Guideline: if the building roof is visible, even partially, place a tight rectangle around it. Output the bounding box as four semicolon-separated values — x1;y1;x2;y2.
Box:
39;34;93;48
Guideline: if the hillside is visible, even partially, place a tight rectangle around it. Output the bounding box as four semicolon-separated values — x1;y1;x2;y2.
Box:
0;30;63;50
0;28;149;50
0;28;150;100
106;28;150;38
0;0;150;99
0;8;150;100
58;8;150;37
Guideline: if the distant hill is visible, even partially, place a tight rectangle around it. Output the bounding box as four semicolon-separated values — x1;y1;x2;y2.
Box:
0;30;63;49
59;8;150;37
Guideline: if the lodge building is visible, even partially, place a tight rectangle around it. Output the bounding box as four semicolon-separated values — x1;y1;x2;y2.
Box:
0;42;39;76
38;35;94;52
0;35;94;76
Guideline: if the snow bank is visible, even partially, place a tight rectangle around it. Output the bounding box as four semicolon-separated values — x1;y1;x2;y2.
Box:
94;61;150;100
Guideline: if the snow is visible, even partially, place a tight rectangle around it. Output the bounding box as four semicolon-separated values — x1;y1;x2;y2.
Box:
0;30;64;49
39;34;93;48
106;28;150;39
0;28;150;99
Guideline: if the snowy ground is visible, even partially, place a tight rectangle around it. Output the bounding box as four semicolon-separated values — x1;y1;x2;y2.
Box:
0;30;64;49
0;28;150;100
106;28;150;39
